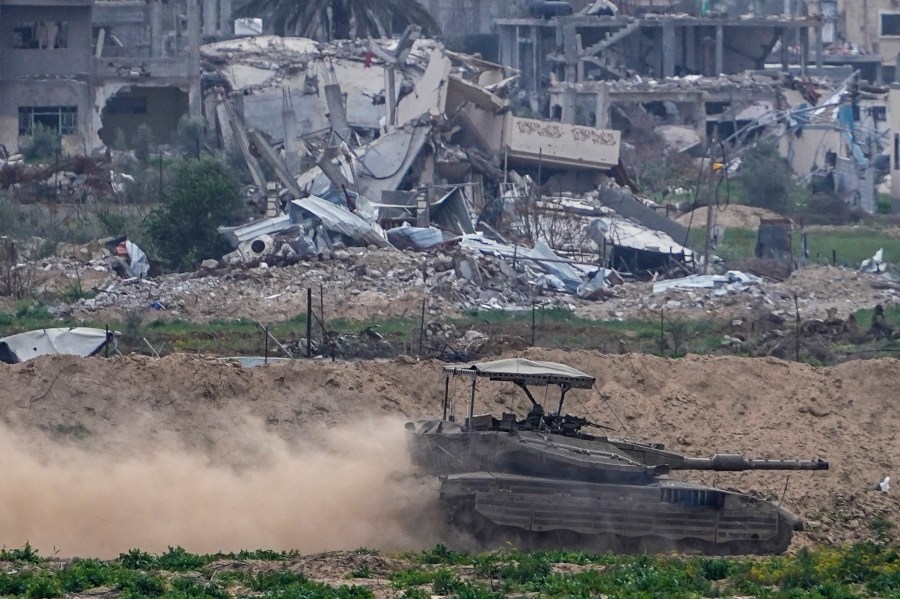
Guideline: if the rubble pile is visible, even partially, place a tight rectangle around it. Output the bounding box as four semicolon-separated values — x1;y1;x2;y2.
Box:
60;247;585;323
199;28;705;298
32;235;893;333
575;265;900;324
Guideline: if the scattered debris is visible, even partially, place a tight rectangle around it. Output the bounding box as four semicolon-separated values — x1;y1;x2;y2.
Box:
860;248;886;274
0;327;118;364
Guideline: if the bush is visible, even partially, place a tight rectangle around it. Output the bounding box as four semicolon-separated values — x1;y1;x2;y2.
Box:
133;124;153;164
738;140;803;214
146;156;244;271
21;124;61;161
173;115;204;159
797;192;862;225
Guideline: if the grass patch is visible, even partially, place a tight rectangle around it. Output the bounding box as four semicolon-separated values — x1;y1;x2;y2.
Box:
685;225;900;268
0;543;898;598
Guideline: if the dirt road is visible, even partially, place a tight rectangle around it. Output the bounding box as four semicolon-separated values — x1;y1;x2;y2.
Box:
0;350;896;556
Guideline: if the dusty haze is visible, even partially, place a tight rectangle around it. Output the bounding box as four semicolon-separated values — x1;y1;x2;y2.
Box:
0;417;441;558
0;351;897;554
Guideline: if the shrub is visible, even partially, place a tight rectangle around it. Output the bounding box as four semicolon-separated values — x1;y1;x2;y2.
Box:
797;192;862;225
0;542;42;563
431;569;462;595
146;156;244;271
133;124;153;164
173;115;204;159
156;546;209;571
21;124;61;161
118;548;156;570
58;559;112;592
738;140;803;214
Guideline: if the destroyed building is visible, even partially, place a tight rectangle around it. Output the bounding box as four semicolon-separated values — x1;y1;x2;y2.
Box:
0;0;234;155
835;0;900;83
496;0;824;104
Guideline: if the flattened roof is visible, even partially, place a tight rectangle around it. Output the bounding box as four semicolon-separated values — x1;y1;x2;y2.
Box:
443;358;595;388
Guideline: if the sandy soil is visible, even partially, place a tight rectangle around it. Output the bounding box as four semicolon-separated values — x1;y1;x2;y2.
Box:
676;205;786;229
0;350;896;557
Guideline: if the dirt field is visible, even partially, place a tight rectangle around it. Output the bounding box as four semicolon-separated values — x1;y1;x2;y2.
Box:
0;350;896;558
676;205;785;229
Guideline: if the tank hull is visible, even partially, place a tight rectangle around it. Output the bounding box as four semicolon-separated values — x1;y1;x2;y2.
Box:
440;473;801;555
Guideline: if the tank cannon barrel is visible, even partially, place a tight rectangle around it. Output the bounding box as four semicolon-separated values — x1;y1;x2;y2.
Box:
674;454;829;471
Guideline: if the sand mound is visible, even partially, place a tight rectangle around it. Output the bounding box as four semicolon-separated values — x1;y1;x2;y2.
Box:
676;204;787;229
0;351;896;555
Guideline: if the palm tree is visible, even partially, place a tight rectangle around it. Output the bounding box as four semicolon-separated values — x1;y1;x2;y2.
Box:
235;0;440;40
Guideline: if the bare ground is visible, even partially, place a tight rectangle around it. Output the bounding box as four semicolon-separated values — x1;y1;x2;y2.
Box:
0;350;896;557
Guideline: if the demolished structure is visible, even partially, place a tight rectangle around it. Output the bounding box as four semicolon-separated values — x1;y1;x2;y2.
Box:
1;0;896;302
202;29;702;293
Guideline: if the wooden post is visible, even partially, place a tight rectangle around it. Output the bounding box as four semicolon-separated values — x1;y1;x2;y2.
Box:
660;308;665;356
419;296;427;355
306;288;312;358
531;303;536;346
467;376;477;431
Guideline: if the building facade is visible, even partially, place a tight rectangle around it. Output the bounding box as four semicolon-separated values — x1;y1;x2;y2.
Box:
0;0;206;156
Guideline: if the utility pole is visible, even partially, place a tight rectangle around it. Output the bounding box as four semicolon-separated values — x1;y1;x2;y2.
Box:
702;132;722;275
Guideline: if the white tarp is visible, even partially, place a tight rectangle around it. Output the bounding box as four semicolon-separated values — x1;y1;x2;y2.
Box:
860;248;886;273
0;327;115;364
125;240;150;279
652;270;760;294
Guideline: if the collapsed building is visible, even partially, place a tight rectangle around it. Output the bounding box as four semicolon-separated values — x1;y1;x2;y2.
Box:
0;0;230;156
200;29;704;292
1;0;896;293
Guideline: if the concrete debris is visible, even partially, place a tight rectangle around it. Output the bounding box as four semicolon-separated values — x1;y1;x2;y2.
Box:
860;248;886;274
0;327;119;364
386;225;449;250
652;271;761;294
205;33;696;298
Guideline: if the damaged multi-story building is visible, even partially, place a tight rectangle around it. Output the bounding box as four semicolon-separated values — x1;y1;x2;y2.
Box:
0;0;232;156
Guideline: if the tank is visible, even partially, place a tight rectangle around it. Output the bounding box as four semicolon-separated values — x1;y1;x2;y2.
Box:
405;358;829;555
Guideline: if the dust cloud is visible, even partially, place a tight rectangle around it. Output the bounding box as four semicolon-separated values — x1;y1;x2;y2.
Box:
0;416;443;558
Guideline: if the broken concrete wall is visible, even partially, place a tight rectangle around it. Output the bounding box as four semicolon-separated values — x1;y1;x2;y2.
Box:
97;85;191;146
92;1;152;57
0;2;94;77
597;185;689;244
778;125;843;177
503;115;621;169
0;79;93;155
396;48;451;125
890;86;900;200
201;0;232;39
838;0;900;60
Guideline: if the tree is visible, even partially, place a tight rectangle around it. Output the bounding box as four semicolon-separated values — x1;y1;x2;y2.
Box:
738;140;804;215
236;0;440;39
146;157;245;271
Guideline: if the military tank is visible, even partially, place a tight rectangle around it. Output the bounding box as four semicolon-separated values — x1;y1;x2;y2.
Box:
405;358;829;554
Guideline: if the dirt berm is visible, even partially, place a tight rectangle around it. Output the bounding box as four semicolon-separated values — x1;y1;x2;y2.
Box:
0;350;896;557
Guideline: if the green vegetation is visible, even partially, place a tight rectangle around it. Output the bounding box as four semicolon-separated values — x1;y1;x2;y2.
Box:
686;224;900;268
1;296;897;365
0;541;896;599
738;140;807;214
21;123;61;162
146;156;245;272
